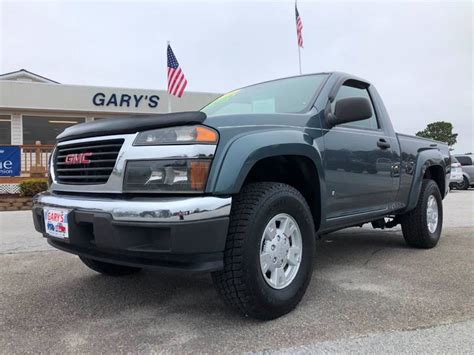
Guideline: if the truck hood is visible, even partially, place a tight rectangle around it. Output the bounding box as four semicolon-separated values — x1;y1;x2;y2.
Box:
56;111;206;142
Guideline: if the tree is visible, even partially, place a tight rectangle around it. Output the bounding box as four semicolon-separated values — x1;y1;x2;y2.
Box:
416;121;458;146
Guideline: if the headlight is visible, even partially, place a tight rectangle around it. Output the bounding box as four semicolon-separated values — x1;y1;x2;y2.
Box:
123;159;211;193
134;125;218;146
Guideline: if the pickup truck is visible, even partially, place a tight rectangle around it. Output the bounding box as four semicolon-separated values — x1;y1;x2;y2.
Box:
32;72;450;320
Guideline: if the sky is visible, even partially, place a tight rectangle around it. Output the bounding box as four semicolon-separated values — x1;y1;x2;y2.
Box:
1;0;472;153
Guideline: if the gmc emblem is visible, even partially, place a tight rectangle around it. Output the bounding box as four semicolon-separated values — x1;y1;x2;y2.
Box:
64;152;93;165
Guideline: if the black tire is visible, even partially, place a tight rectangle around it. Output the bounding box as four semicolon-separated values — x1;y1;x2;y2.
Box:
212;182;315;320
455;176;469;190
400;179;443;249
79;256;142;276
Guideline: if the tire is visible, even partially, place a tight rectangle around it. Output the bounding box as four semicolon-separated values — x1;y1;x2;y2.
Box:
400;179;443;249
212;182;315;320
79;256;142;276
455;176;469;190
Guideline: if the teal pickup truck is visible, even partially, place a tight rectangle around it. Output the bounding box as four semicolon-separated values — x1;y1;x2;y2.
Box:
32;72;450;319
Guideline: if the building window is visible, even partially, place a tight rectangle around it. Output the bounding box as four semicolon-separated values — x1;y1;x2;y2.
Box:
0;115;11;145
22;116;85;145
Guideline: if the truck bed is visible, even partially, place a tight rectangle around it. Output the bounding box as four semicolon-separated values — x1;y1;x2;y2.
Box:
397;133;450;159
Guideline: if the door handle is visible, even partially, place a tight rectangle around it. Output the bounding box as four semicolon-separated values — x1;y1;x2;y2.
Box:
377;138;391;149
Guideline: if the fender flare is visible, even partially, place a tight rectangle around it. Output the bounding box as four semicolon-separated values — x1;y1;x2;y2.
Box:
405;149;447;211
207;129;325;195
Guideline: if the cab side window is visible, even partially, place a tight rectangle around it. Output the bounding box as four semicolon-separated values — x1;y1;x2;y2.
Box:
332;84;379;130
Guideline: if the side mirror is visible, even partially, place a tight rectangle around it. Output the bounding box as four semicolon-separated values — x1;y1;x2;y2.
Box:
327;97;373;126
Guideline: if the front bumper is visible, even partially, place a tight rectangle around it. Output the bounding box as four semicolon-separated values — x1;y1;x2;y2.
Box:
32;191;231;272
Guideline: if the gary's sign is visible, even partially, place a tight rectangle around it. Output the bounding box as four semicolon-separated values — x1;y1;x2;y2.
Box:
92;93;160;109
0;146;21;177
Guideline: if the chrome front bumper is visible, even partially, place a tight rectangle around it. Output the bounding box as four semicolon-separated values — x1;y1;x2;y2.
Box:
33;191;231;271
33;191;232;223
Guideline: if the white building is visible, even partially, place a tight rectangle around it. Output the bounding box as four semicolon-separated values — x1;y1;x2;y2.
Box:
0;69;220;146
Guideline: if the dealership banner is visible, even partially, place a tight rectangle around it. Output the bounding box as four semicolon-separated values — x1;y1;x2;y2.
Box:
0;146;21;177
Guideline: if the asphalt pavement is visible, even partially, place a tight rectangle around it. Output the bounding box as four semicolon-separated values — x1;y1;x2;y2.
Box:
0;190;473;353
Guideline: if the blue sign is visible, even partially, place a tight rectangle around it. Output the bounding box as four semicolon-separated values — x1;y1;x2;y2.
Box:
0;146;21;177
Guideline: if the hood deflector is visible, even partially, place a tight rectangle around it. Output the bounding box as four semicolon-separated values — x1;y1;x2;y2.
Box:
57;111;207;142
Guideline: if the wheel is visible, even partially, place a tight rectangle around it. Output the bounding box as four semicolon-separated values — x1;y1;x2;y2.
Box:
455;176;469;190
400;179;443;249
79;256;142;276
212;182;315;320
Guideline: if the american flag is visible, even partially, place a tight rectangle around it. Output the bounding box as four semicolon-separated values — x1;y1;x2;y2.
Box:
167;44;188;98
295;3;303;48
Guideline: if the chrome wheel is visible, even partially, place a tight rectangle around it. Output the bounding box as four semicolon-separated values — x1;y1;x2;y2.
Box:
259;213;303;290
426;195;439;233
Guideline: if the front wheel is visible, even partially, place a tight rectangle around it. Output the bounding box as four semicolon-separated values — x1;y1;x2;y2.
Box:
400;179;443;249
212;182;315;320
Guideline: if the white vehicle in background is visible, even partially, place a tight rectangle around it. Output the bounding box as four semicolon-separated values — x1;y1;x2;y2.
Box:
449;156;464;189
453;154;474;190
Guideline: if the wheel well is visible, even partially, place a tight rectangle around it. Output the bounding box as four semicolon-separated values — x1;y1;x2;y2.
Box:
424;165;446;197
242;155;321;230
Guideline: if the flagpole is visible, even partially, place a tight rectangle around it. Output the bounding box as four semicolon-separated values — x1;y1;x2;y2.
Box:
167;40;172;113
298;44;302;75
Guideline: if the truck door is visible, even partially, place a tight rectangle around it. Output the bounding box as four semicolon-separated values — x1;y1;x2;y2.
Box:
322;80;397;220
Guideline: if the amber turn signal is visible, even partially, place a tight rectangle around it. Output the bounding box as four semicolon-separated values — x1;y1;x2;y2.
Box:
195;126;218;143
190;160;211;190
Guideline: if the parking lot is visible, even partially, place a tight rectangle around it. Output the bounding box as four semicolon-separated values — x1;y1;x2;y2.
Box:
0;190;473;353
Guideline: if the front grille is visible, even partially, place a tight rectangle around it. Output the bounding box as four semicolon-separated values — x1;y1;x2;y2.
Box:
54;139;124;185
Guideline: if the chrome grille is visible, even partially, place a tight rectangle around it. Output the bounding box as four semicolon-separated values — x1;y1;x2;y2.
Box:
54;139;124;185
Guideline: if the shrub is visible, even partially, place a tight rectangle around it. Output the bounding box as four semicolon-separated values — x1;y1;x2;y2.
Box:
19;179;48;197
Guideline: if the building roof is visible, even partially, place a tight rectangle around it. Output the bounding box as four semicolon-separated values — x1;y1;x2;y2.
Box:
0;69;60;84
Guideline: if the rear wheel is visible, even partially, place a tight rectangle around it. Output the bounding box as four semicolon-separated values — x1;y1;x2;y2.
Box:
455;176;469;190
400;179;443;249
212;182;315;320
79;256;142;276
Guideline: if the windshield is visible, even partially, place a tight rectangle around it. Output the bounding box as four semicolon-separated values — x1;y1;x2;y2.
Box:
202;74;328;116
